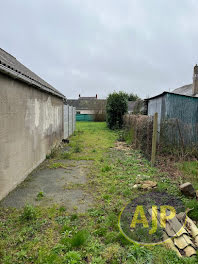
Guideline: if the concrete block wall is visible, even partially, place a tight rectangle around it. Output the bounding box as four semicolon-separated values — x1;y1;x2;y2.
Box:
0;73;64;201
64;105;76;139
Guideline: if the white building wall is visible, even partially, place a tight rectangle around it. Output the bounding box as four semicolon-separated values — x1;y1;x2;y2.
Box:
0;73;63;201
64;105;76;138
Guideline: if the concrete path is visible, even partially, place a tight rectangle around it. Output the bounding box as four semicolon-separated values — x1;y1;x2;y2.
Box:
0;159;93;213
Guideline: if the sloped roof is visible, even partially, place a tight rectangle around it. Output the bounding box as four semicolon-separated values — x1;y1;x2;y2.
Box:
79;97;97;100
172;84;193;96
145;91;198;101
0;48;65;99
67;99;106;110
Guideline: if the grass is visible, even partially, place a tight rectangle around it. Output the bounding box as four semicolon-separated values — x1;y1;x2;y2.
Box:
48;162;67;169
20;204;37;221
177;160;198;221
0;122;198;263
177;161;198;185
46;148;58;159
184;199;198;220
60;152;71;159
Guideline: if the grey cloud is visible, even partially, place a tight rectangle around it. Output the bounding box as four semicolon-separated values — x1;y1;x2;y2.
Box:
1;0;198;99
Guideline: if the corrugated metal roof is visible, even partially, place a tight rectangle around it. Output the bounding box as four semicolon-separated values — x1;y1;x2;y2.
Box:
145;92;198;101
172;84;193;96
0;48;65;99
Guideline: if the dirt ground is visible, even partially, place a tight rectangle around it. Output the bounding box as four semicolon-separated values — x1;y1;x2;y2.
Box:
0;158;93;213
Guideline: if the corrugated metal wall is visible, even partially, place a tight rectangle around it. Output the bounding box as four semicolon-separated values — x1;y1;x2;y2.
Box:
161;93;198;145
148;93;198;146
165;93;198;124
148;96;163;133
64;105;76;139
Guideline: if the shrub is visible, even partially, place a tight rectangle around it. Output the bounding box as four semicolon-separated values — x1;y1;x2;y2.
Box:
93;110;106;122
106;92;128;129
128;93;140;101
20;204;37;221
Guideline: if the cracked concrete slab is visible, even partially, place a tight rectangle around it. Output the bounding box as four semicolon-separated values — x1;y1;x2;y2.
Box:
0;160;93;213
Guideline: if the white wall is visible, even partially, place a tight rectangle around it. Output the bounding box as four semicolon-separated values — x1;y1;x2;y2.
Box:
64;105;76;139
0;73;63;201
148;96;163;132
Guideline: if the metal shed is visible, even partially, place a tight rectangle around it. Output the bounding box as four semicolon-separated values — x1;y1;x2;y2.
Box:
146;92;198;145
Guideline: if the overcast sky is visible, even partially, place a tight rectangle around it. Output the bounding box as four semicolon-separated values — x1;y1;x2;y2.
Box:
1;0;198;99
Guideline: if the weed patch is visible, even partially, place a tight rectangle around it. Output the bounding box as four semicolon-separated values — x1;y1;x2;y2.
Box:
36;191;45;201
48;162;67;169
20;204;37;221
73;144;82;153
1;122;197;264
46;148;58;159
61;152;71;159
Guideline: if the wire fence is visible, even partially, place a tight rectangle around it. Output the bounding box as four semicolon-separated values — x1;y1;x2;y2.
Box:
124;114;198;159
123;114;153;159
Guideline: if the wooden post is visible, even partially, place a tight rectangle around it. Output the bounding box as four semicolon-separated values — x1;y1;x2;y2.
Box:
151;112;158;166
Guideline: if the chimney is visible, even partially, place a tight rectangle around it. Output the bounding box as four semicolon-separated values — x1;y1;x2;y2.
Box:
96;94;98;99
79;94;81;98
193;64;198;95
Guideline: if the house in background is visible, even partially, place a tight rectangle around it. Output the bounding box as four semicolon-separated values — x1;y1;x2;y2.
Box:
145;65;198;145
67;94;106;121
0;48;65;201
172;64;198;97
128;100;144;114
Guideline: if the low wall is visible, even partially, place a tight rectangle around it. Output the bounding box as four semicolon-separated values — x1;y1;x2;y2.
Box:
0;73;64;200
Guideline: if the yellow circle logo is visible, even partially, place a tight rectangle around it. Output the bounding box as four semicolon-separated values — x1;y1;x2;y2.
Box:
118;191;187;245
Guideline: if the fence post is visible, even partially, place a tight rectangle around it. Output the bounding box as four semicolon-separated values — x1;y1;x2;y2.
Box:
151;112;158;166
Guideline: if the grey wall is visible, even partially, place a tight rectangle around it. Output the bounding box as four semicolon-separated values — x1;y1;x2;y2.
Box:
148;93;198;145
64;105;76;139
163;93;198;145
0;73;64;201
148;96;163;132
